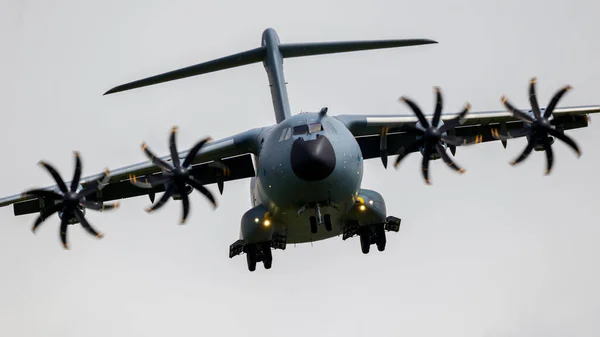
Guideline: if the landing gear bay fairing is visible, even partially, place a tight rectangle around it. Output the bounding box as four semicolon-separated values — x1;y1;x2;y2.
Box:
1;28;598;271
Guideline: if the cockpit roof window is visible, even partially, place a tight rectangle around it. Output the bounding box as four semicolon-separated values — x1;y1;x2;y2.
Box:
293;122;323;135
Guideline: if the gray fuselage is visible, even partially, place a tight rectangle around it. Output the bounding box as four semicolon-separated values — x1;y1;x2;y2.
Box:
249;112;364;243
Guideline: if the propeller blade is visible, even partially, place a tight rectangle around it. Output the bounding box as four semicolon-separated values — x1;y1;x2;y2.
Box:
528;77;541;119
169;127;181;168
393;138;425;168
544;85;572;118
510;139;536;166
437;103;471;133
141;143;172;172
449;145;456;156
432;87;443;128
182;137;211;168
546;127;582;157
187;177;217;208
74;208;104;238
180;191;190;224
440;135;464;147
38;161;69;193
500;96;535;124
71;151;82;192
146;183;174;213
59;216;69;249
31;204;61;233
543;140;554;175
421;146;431;184
399;96;429;128
435;143;466;174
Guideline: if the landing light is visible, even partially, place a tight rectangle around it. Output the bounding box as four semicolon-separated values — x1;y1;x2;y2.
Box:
359;205;366;211
264;219;271;227
368;200;374;205
254;217;260;223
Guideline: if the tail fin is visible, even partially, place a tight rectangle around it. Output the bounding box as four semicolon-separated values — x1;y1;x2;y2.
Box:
104;28;437;123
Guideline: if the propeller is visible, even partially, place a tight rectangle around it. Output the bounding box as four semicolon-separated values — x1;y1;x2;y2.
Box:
21;152;118;249
497;77;581;175
130;126;221;224
394;87;471;184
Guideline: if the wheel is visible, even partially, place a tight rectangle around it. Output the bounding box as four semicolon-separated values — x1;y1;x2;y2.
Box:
359;231;370;254
261;242;273;269
375;225;386;252
324;214;332;231
263;259;272;269
246;245;257;272
310;216;318;234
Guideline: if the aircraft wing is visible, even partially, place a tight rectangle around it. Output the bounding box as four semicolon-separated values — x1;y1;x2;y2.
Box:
335;105;600;161
0;127;265;216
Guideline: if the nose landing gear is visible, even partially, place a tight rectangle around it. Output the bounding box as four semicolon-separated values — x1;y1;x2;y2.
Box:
303;202;335;234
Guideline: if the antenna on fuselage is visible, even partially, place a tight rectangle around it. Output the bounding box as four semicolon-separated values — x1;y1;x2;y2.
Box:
319;107;328;117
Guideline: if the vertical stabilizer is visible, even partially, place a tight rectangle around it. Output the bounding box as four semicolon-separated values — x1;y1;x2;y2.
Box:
261;28;292;124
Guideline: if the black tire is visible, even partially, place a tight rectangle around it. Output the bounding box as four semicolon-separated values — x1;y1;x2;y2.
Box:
375;225;386;252
246;245;257;272
359;231;370;254
261;242;273;270
310;216;318;234
324;214;332;231
263;259;272;269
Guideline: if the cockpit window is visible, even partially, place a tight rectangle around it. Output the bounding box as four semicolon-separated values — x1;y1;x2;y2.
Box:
293;122;323;135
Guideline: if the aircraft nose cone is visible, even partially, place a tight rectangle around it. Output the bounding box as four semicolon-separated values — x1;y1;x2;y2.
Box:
290;135;336;181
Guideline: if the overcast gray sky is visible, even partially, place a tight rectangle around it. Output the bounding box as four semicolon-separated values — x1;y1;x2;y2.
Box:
1;0;599;336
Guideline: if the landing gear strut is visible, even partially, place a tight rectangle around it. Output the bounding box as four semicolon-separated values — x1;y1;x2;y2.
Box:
343;216;401;254
244;241;273;271
229;233;286;272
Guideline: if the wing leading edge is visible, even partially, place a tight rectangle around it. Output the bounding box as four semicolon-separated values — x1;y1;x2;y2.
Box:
0;127;265;215
337;104;599;177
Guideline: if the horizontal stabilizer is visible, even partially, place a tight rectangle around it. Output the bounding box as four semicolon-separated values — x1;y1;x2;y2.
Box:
104;47;266;95
103;31;437;96
279;39;437;58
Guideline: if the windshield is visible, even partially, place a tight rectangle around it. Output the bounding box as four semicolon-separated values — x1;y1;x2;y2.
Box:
293;122;323;135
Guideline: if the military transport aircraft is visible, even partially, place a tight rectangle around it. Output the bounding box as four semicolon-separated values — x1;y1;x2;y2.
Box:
0;28;598;272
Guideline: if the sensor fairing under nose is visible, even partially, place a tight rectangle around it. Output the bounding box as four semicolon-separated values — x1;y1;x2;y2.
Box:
290;135;336;181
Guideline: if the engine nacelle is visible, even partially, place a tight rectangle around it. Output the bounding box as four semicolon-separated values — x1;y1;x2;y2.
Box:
58;207;85;225
534;136;555;151
239;204;274;244
172;184;193;200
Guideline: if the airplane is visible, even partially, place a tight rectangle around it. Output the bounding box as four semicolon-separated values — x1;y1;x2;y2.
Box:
0;28;598;272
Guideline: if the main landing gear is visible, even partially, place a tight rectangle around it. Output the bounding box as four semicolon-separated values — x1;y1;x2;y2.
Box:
245;242;272;271
229;233;287;272
343;216;401;254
